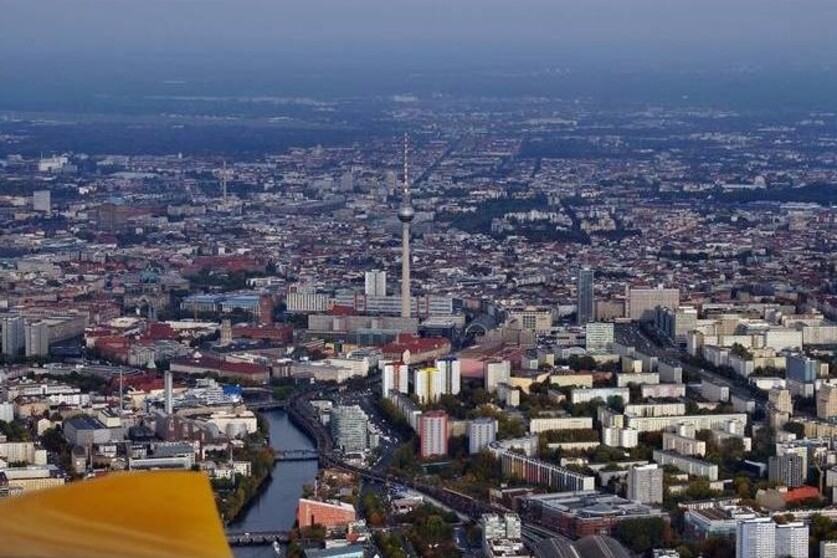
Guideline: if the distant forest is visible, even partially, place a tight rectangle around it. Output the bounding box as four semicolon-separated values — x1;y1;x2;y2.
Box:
0;122;383;158
719;182;836;205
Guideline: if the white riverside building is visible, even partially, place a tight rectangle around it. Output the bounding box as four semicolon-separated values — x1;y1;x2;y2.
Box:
330;405;371;453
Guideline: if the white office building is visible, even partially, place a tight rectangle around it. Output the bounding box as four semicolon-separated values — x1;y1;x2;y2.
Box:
628;286;680;322
469;417;498;454
585;322;614;351
382;362;409;397
1;315;25;358
364;270;387;297
25;321;50;357
435;357;461;397
32;190;51;214
485;360;511;392
413;366;444;404
627;464;663;504
776;522;809;558
821;540;837;558
736;518;775;558
481;513;530;558
331;405;371;453
482;513;522;540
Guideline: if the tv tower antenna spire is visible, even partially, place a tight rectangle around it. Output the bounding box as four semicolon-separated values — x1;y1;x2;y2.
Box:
221;161;228;203
397;133;415;319
403;133;410;200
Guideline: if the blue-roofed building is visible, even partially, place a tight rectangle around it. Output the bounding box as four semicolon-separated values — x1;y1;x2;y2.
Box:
222;384;243;398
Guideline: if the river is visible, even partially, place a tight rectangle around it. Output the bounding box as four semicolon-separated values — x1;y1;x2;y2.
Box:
231;410;319;558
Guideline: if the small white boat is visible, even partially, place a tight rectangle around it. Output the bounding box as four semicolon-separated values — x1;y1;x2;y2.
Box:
272;540;282;556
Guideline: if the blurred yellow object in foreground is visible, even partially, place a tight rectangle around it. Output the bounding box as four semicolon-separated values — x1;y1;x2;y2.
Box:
0;471;233;558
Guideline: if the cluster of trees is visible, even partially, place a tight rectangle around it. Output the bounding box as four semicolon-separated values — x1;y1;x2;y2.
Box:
423;392;471;420
43;372;108;394
664;478;723;509
613;517;668;554
472;404;526;439
377;397;411;431
284;524;328;558
729;343;754;360
40;426;75;474
749;426;776;462
433;450;504;500
695;430;747;478
213;442;275;522
518;382;559;420
444;196;546;235
390;438;423;477
539;428;599;444
809;514;837;558
564;354;600;371
362;492;387;527
270;377;300;401
400;504;460;558
615;516;737;558
719;182;836;204
0;419;31;442
684;536;736;558
373;532;408;558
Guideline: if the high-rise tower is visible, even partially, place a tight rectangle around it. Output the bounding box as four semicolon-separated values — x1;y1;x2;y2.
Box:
398;134;415;318
577;267;595;325
164;370;173;415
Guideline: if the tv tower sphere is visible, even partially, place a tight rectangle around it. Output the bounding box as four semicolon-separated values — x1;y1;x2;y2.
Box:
398;203;415;222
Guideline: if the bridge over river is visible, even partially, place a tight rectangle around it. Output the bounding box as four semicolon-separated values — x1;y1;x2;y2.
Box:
273;449;320;462
226;530;291;546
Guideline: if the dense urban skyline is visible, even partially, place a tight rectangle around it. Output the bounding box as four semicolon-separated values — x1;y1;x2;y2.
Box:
0;3;836;558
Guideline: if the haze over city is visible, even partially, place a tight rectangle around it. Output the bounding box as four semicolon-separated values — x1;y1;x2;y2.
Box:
2;0;837;109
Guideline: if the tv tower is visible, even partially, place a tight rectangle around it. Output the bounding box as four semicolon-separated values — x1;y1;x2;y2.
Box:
398;134;415;319
221;161;228;203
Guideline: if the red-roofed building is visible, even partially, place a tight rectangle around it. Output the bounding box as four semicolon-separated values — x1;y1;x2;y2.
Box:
329;305;357;316
93;335;131;359
381;333;451;365
784;485;820;504
187;256;266;275
107;372;165;395
232;325;293;344
140;322;177;342
297;498;357;529
170;356;270;384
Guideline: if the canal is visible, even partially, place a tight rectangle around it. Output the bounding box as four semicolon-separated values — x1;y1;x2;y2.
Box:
232;410;318;558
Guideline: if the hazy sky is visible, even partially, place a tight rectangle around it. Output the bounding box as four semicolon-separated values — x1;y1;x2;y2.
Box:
1;0;836;110
2;0;836;67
